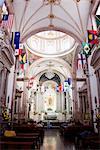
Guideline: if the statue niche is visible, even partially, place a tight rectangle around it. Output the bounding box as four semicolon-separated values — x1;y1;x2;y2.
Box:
48;96;53;106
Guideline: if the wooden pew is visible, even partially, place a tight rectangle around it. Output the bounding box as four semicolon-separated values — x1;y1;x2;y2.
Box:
0;141;35;150
14;125;44;143
0;135;38;150
17;133;41;148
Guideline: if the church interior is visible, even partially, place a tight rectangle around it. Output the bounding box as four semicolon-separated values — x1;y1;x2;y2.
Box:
0;0;100;149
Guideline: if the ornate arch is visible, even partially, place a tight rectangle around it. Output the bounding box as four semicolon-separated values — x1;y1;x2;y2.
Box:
21;26;82;44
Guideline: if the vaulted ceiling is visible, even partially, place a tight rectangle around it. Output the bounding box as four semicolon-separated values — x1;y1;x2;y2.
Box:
5;0;98;78
12;0;93;43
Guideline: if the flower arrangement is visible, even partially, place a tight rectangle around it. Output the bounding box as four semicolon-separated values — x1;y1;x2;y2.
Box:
95;107;100;122
2;108;10;121
96;113;100;121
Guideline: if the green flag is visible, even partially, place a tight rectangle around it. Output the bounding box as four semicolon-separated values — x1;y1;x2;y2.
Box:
95;15;100;28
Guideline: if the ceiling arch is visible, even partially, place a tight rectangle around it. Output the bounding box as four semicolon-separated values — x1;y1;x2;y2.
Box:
12;0;93;44
25;31;78;57
39;72;61;85
26;57;72;78
21;26;82;44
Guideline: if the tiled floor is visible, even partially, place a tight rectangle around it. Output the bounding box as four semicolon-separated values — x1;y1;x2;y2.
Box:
40;129;76;150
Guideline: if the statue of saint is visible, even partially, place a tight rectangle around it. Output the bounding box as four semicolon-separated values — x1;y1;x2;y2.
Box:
48;97;52;106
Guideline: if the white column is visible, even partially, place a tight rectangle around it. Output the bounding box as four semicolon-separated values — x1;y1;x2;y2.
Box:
66;92;69;114
0;67;7;102
60;93;62;112
61;93;64;111
56;93;59;112
58;93;61;112
36;92;39;112
0;63;3;121
38;92;42;113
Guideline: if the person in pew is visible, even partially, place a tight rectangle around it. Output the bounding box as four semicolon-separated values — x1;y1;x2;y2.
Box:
79;130;92;138
47;120;52;129
37;121;44;127
27;119;37;127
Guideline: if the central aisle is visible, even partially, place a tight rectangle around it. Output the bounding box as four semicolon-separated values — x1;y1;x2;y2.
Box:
40;129;76;150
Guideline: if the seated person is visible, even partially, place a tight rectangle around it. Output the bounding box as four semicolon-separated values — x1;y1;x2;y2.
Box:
47;121;52;129
37;121;44;127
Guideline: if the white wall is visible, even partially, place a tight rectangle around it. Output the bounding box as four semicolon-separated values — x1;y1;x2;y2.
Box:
88;56;99;107
6;65;15;109
88;55;99;132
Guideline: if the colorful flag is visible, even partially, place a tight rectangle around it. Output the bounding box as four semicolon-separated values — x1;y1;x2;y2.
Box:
77;54;86;69
14;43;24;56
56;85;59;92
15;49;19;56
19;43;24;49
14;32;20;49
1;14;14;32
59;84;63;92
95;15;100;28
19;53;27;64
18;43;24;55
64;81;69;92
88;30;98;45
82;42;91;56
67;78;71;85
20;64;24;70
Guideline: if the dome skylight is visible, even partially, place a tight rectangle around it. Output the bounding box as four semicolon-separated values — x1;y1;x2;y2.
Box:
25;30;75;57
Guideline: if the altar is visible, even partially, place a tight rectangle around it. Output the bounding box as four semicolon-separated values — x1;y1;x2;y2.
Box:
44;111;57;120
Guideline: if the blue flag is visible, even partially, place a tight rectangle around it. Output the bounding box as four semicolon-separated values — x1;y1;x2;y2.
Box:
14;32;20;49
67;78;71;85
56;85;59;92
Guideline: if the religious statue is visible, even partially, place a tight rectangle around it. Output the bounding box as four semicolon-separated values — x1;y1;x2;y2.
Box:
48;97;52;106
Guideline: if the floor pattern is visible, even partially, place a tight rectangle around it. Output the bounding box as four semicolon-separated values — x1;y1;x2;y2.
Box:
40;129;76;150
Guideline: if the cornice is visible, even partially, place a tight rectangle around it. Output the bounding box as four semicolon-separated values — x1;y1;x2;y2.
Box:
0;29;14;67
91;47;100;69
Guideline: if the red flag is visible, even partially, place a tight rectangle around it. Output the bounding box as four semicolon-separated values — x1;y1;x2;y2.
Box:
19;49;22;55
88;30;98;45
88;30;97;35
59;84;63;92
1;14;14;32
20;64;24;70
89;39;99;45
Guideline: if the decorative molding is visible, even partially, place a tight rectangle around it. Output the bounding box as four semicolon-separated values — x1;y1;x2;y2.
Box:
91;47;100;71
0;61;4;72
0;27;14;69
43;0;61;5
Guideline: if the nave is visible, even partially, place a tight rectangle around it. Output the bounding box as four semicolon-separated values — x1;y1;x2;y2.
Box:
40;129;76;150
0;0;100;149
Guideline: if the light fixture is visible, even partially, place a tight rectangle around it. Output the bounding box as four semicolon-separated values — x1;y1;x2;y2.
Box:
43;0;61;5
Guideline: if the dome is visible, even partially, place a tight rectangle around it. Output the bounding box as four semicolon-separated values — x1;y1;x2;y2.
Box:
25;30;75;57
